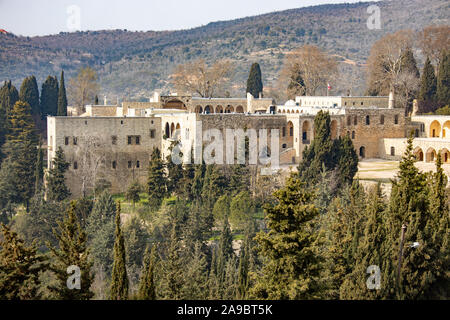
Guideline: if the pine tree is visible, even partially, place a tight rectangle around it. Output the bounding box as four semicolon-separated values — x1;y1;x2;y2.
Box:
19;76;40;116
47;201;94;300
138;245;157;300
237;225;252;299
40;75;59;117
110;201;129;300
46;146;71;201
147;148;166;209
57;70;68;116
252;177;321;299
419;57;437;102
161;223;184;299
125;180;141;211
400;47;420;78
34;140;44;193
181;241;209;299
246;63;263;98
0;223;47;299
335;135;359;186
436;50;450;104
0;80;19;115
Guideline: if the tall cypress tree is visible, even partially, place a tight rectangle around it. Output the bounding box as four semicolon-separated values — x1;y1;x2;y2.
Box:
246;63;263;98
0;80;19;115
436;50;450;104
46;146;71;201
110;201;128;300
19;76;40;116
147;148;166;209
41;76;59;117
47;201;94;300
34;140;44;193
419;57;437;102
400;47;420;78
138;245;157;300
57;71;68;116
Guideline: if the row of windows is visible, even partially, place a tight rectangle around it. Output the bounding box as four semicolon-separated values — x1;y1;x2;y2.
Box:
346;114;399;126
66;131;157;146
71;160;142;170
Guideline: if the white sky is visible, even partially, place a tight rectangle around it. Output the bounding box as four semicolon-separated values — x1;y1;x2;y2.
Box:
0;0;374;36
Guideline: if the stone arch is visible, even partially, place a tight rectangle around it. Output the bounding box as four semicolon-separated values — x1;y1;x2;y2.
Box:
165;122;170;137
359;146;366;158
413;147;424;161
163;98;186;110
302;120;311;143
296;110;299;113
225;105;234;113
443;121;450;138
287;110;291;114
236;105;244;113
330;119;338;139
430;120;441;137
204;105;212;114
440;148;450;163
195;105;203;113
216;105;223;113
426;147;437;162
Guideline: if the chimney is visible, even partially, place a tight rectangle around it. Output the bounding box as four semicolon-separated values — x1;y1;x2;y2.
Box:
388;91;394;109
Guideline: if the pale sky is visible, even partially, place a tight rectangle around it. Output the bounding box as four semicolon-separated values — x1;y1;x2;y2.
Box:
0;0;374;36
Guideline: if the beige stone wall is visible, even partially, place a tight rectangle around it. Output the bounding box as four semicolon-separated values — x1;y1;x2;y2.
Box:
47;116;162;198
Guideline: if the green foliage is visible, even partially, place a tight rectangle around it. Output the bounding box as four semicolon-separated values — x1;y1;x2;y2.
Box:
138;245;157;300
147;148;166;210
46;146;71;202
230;191;253;228
19;76;40;116
41;76;59;117
47;201;94;299
57;70;68;116
110;202;129;300
436;50;450;104
34;141;44;193
419;57;437;102
0;223;47;299
125;181;141;209
212;195;231;225
246;63;263;98
0;80;19;115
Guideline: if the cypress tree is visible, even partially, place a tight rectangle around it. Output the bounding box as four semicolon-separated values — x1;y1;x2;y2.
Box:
0;223;47;299
46;146;71;202
161;223;184;299
138;245;157;300
47;201;94;300
0;80;19;115
40;76;59;117
400;47;420;78
246;63;263;98
57;71;68;116
125;180;141;211
181;241;209;299
237;226;251;299
34;140;44;193
147;148;166;209
419;57;437;102
110;201;129;300
252;177;321;299
436;50;450;104
19;76;40;116
335;135;359;186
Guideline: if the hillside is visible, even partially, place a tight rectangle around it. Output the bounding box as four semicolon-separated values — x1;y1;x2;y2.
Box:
0;0;449;102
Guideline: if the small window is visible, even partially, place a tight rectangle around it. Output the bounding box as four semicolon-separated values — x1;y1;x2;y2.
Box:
282;143;287;148
150;129;155;138
73;137;77;145
136;160;140;168
390;147;395;156
352;131;355;139
127;136;132;145
151;120;154;124
135;136;140;145
354;116;357;125
112;161;116;169
380;115;385;125
121;120;124;124
394;115;399;124
344;102;347;106
347;116;351;126
85;121;87;125
112;136;117;145
65;137;69;145
73;161;78;170
289;127;293;136
365;115;370;125
282;127;286;137
128;161;132;168
361;102;364;106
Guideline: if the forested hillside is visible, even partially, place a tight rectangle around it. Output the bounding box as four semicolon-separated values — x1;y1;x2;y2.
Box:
1;0;449;101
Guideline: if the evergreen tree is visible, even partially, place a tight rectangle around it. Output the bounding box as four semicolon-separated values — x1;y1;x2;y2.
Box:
237;225;252;299
229;191;253;228
0;80;19;115
57;70;68;116
110;202;129;300
181;242;209;299
46;146;71;202
212;194;231;226
161;223;184;299
125;180;141;210
147;148;166;209
252;177;321;299
48;201;94;300
94;95;99;105
0;223;47;299
436;50;450;104
191;164;205;201
165;142;184;196
419;57;437;102
246;63;263;98
19;76;40;116
40;75;59;117
400;47;420;78
335;135;359;186
138;245;157;300
34;140;44;193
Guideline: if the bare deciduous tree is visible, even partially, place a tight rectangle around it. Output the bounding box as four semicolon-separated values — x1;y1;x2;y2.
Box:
419;25;450;66
68;67;100;107
366;30;415;96
394;71;420;112
279;45;338;98
171;59;233;98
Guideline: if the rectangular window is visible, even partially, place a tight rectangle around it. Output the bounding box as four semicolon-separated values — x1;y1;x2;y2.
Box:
73;161;78;170
112;136;117;145
73;137;77;145
127;136;132;145
112;161;117;169
135;136;140;145
150;130;155;138
128;161;132;168
136;160;140;168
65;137;69;145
